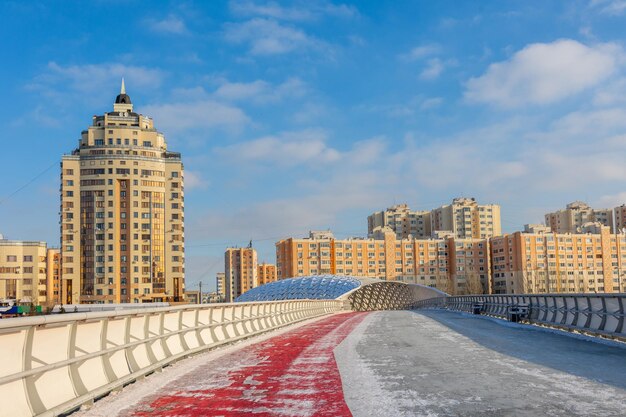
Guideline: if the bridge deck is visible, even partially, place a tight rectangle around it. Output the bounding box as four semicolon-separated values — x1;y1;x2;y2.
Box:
76;310;626;417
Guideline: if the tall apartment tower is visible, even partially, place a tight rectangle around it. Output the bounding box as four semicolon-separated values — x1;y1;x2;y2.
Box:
614;204;626;233
545;201;614;233
60;81;185;304
430;197;501;239
367;204;431;239
224;247;257;302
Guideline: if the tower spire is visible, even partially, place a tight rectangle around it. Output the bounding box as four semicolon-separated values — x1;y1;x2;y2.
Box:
120;78;126;95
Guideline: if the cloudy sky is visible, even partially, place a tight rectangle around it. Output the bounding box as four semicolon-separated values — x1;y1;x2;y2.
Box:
1;0;626;291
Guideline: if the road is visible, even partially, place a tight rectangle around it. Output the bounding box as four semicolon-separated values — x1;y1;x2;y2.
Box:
76;310;626;417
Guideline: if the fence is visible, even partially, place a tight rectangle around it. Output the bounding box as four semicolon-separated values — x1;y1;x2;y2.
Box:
0;299;342;417
415;294;626;340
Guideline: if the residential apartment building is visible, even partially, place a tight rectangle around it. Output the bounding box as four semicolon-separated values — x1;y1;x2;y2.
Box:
491;224;626;294
614;204;626;233
430;197;501;239
60;81;185;304
257;262;278;286
0;238;49;305
275;229;490;295
216;272;226;301
224;247;257;302
184;290;200;304
45;248;60;305
367;204;431;239
369;198;501;240
545;201;614;233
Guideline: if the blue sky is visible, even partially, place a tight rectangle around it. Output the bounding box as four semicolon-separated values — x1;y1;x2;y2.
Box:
2;0;626;291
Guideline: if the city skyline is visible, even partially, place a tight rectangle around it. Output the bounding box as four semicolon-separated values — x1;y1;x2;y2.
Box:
2;1;626;291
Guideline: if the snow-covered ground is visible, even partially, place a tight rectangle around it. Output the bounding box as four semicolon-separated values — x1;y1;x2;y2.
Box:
336;310;626;417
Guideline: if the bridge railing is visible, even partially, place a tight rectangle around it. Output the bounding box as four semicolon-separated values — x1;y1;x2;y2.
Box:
0;299;342;417
415;294;626;340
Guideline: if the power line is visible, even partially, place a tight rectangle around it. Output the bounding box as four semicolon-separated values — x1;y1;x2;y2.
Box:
0;161;58;206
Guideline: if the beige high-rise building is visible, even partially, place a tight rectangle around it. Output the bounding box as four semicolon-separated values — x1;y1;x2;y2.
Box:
216;272;226;301
430;197;501;239
367;204;431;239
614;204;626;233
275;229;490;295
224;247;257;302
491;225;626;294
0;238;49;305
60;81;185;304
545;201;614;233
257;262;277;286
46;248;60;306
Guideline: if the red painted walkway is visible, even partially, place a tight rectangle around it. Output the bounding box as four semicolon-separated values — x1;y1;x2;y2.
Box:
123;312;368;417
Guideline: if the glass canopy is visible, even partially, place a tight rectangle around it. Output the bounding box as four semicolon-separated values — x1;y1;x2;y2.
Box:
235;275;362;302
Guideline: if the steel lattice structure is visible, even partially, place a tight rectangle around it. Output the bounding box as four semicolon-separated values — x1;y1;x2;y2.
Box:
235;275;447;312
348;281;417;311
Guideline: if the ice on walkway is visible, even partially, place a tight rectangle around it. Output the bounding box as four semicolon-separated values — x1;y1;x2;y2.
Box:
335;310;626;417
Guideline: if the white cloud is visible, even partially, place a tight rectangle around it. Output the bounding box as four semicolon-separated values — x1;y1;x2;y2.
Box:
546;108;626;140
213;77;307;103
146;15;188;35
142;100;249;134
215;129;340;167
224;18;327;55
229;0;358;21
590;0;626;14
358;96;444;117
419;97;444;110
419;58;445;80
598;191;626;209
400;44;441;61
28;62;164;104
184;170;209;190
593;77;626;106
465;39;622;107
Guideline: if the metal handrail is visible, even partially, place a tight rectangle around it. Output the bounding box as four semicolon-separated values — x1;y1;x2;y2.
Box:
415;293;626;340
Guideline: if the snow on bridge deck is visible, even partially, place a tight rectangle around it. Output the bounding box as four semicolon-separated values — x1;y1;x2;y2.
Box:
76;310;626;417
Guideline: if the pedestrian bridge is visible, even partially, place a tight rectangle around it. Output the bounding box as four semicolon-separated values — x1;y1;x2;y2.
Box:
0;276;624;417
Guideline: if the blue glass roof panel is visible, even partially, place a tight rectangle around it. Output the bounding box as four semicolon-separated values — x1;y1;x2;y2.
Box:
235;275;361;302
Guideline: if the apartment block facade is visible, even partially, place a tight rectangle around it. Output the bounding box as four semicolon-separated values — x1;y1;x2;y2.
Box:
275;229;490;295
224;247;257;302
60;82;185;304
45;248;60;305
545;201;614;233
0;238;55;305
430;197;501;239
491;225;626;294
614;205;626;233
257;262;278;286
367;204;431;239
368;198;501;240
216;272;226;301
